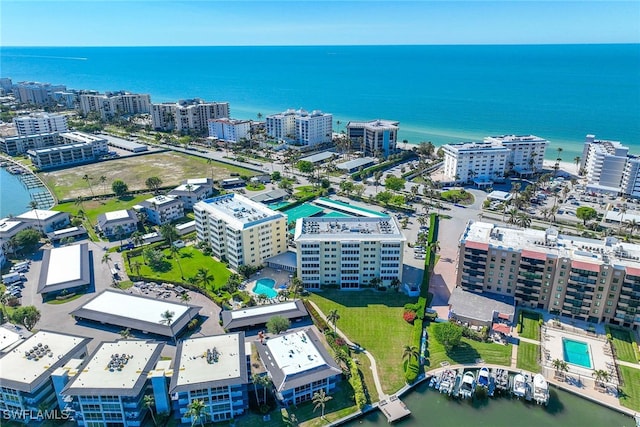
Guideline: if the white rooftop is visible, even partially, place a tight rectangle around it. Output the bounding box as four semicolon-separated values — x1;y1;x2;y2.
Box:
185;178;210;186
196;193;285;230
80;290;190;325
0;218;25;234
266;330;326;377
443;141;511;152
484;134;548;144
295;216;406;241
46;245;82;286
144;195;180;206
16;209;64;221
59;131;106;144
174;334;243;387
0;331;87;388
104;210;132;221
231;301;298;320
0;326;23;353
172;184;203;192
66;340;160;391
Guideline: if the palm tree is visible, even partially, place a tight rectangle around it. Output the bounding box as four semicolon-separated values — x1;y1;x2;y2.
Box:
402;345;420;363
28;200;42;234
186;399;208;427
592;369;610;389
119;328;131;339
101;253;112;268
251;373;262;404
131;231;144;248
312;389;333;419
180;292;191;303
574;156;581;170
143;394;157;426
516;212;532;228
327;309;340;333
170;244;185;279
289;277;304;299
552;358;569;380
507;208;519;225
99;175;107;195
160;310;175;326
196;267;214;290
257;375;271;404
82;174;95;197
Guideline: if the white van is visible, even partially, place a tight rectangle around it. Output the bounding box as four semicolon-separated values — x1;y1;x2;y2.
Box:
2;272;24;285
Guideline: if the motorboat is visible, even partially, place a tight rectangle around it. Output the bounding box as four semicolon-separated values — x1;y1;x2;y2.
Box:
459;371;476;399
478;367;490;388
533;373;549;405
512;373;526;398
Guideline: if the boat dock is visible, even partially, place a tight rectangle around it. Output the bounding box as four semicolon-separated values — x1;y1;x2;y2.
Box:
379;395;411;423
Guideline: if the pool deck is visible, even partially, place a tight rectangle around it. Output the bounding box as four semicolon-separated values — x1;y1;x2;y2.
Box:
247;268;295;300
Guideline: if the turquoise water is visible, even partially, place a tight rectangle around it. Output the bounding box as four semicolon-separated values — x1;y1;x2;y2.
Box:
563;338;592;368
0;167;51;217
253;278;278;299
2;45;639;160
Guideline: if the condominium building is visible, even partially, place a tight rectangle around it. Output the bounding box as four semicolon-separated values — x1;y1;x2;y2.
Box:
347;119;399;157
53;91;78;109
255;329;341;405
457;221;640;329
580;134;640;199
168;183;212;210
151;99;229;133
483;134;548;174
0;218;33;252
13;112;68;136
266;109;332;146
194;194;287;269
208;118;251;143
170;333;249;424
27;132;108;170
294;217;405;289
13;81;66;106
0;330;90;425
15;209;70;234
61;340;167;427
442;141;510;184
1;133;59;155
96;210;139;239
138;196;184;226
79;92;151;120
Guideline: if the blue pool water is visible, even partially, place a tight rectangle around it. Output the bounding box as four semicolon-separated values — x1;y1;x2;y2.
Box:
253;278;278;299
563;338;592;368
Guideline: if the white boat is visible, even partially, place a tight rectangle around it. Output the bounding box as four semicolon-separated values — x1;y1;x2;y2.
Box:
512;373;526;399
478;367;490;388
459;371;476;399
438;369;456;395
533;373;549;405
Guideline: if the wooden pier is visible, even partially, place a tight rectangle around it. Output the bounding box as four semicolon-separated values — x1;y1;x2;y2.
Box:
379;395;411;423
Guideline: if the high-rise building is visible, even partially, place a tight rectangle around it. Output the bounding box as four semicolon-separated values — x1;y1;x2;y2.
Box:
442;142;510;184
13;112;69;136
151;99;229;133
294;216;405;289
194;194;287;270
266;109;332;146
208;118;251;143
483;134;548;175
13;81;66;106
457;221;640;329
347;119;399;157
79;91;151;120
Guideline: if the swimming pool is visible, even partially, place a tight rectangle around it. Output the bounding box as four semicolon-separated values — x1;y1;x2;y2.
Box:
253;278;278;299
562;338;592;368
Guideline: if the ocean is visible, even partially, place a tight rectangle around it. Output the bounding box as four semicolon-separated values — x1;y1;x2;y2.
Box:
1;45;638;161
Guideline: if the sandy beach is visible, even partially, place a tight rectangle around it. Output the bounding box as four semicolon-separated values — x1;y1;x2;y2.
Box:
542;159;581;177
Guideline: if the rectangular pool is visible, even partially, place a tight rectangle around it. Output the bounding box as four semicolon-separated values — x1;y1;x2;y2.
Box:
562;338;592;368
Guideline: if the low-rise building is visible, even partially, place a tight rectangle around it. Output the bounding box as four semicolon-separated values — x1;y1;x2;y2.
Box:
0;330;90;425
138;196;184;226
97;210;139;239
208;118;251;143
294;216;405;289
0;132;59;155
170;333;249;424
27;132;108;170
15;209;70;234
168;184;211;210
255;329;341;405
221;300;308;331
37;243;91;299
0;218;32;252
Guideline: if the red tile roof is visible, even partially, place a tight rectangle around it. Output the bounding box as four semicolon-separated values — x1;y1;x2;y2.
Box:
492;323;511;335
497;313;511;320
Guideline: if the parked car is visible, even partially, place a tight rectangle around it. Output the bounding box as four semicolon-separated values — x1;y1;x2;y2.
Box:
172;240;186;248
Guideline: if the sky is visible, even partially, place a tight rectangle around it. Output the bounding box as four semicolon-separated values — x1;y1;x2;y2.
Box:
1;1;639;46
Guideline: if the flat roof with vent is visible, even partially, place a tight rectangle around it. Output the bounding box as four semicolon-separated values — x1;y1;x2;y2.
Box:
170;332;247;393
294;216;406;242
0;330;90;393
62;340;163;396
195;193;286;230
221;300;308;330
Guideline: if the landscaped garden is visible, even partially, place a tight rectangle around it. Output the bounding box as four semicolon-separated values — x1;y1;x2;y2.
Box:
439;189;474;204
606;326;640;364
517;310;541;340
307;289;415;394
516;341;541;373
618;365;640;411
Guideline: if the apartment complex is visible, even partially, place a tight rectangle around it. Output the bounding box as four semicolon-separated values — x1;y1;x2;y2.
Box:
580;134;640;199
138;196;184;226
346;119;399;157
61;340;167;427
13;112;68;136
0;330;90;425
79;92;151;120
442;142;511;184
27;132;108;170
266;109;332;146
294;217;405;289
170;333;249;424
483;134;548;174
207;118;251;143
96;210;139;239
15;209;70;234
151;99;229;133
194;194;287;269
1;133;59;155
13;81;66;106
168;183;213;210
457;221;640;329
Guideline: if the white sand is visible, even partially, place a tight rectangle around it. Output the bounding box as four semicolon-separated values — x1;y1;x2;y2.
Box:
542;160;581;177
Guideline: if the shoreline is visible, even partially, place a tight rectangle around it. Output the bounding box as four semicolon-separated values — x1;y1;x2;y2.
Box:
0;154;56;215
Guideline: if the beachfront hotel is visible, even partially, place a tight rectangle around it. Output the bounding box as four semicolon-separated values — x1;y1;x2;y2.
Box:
346;119;399;158
151;99;230;133
170;333;249;424
0;330;90;425
294;216;406;289
207;118;251;143
255;329;342;405
265;109;332;146
79;92;151;121
580;134;640;199
442;141;511;184
13;112;68;136
457;221;640;329
483;134;548;175
60;340;168;427
194;194;287;269
137;195;184;226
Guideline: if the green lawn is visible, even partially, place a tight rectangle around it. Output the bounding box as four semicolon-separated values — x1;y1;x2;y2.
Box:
426;323;512;369
308;290;415;394
607;326;640;364
440;189;474;205
125;247;231;288
618;365;640;411
516;341;541;373
518;310;541;340
53;193;152;226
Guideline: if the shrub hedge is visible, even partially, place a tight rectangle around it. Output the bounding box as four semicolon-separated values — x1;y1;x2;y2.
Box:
348;359;368;409
302;299;330;332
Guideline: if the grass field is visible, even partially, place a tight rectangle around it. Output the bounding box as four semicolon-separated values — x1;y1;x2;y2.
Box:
607;326;640;364
516;341;541;373
40;151;258;200
426;323;512;369
518;310;541;340
53;193;152;225
125;246;231;288
618;365;640;411
307;290;416;394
